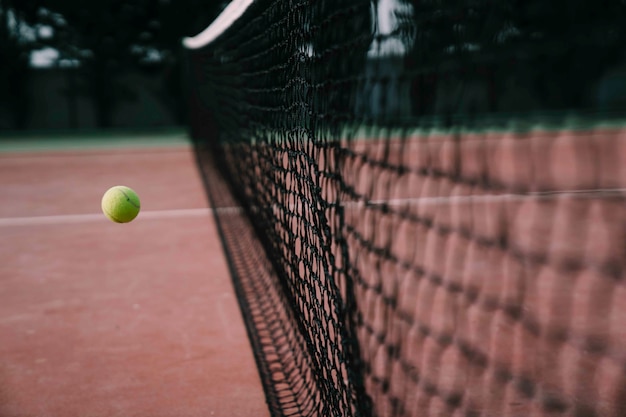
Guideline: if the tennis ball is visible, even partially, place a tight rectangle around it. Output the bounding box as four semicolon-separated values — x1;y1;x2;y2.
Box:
101;185;141;223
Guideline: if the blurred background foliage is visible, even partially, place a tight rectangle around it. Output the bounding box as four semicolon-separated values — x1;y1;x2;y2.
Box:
0;0;227;130
1;0;625;131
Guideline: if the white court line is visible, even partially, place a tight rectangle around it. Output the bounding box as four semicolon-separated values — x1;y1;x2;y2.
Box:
365;188;626;207
1;188;623;228
0;207;242;227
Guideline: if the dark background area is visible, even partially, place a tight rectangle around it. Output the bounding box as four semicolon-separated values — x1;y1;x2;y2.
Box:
2;0;626;132
0;0;227;131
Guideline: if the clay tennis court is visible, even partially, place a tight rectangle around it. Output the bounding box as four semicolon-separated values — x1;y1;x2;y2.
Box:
2;126;626;417
0;131;269;417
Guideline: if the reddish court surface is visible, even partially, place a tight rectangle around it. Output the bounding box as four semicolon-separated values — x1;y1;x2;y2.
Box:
0;144;269;417
235;127;626;416
339;128;626;417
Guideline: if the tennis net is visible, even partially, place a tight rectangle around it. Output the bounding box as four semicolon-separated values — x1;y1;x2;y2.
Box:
184;0;626;416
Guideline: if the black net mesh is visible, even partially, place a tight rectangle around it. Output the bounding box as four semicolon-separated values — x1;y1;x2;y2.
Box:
186;1;626;416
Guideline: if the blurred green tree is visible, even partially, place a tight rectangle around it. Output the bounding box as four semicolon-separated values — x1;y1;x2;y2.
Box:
396;0;626;115
14;0;227;128
0;0;43;129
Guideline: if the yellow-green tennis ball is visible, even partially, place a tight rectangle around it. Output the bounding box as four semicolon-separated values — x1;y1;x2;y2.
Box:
101;185;141;223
